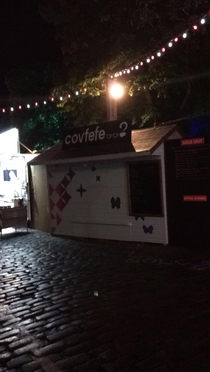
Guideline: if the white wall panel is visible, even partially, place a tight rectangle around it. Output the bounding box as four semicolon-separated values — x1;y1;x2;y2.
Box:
48;161;167;244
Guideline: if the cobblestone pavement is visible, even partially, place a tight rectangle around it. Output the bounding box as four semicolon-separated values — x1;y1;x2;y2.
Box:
0;230;210;372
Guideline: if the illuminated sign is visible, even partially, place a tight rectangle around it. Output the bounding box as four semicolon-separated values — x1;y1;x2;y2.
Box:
62;119;131;150
181;138;204;146
183;195;207;202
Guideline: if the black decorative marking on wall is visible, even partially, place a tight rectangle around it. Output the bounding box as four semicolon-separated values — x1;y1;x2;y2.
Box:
96;176;101;182
76;184;87;197
111;197;121;209
143;225;153;234
91;166;96;172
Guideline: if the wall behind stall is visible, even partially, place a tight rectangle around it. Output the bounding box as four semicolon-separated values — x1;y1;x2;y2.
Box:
29;164;51;232
47;158;168;244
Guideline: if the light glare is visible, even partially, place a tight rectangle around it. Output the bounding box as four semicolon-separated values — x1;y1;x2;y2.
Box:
109;83;124;99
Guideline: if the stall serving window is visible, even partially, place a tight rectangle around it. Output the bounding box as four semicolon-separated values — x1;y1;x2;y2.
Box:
128;161;163;216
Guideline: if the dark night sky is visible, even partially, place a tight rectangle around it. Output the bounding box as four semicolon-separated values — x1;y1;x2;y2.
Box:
0;0;60;97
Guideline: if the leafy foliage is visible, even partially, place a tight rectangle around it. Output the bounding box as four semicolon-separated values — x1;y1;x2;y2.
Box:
38;0;210;127
14;104;71;152
4;0;210;150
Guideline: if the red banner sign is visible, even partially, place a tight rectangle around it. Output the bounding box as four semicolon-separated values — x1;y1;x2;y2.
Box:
181;138;204;146
183;195;207;202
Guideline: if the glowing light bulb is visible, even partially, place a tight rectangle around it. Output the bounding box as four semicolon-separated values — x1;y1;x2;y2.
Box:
10;107;14;111
2;109;5;113
135;65;139;69
51;97;55;101
44;101;47;105
75;91;79;95
193;25;198;30
60;96;63;101
27;104;30;109
162;47;166;52
151;56;155;60
146;58;150;63
157;52;161;57
109;83;124;99
200;18;205;24
19;105;22;110
183;33;187;38
35;102;38;107
174;37;179;42
168;42;173;47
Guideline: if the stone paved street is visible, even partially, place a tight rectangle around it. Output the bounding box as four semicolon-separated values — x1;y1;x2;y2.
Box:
0;229;210;372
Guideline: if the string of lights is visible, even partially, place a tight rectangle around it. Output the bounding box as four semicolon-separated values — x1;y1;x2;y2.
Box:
110;11;210;79
0;11;209;115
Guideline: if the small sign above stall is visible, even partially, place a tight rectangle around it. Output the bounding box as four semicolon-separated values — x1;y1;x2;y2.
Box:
62;119;132;150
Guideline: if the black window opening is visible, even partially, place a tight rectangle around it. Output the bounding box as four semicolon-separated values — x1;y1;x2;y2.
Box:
128;161;163;216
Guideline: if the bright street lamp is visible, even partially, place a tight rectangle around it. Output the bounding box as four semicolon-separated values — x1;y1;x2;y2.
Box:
107;78;124;121
109;82;124;99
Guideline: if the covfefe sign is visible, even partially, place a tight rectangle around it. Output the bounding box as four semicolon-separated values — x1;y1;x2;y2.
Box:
62;119;131;150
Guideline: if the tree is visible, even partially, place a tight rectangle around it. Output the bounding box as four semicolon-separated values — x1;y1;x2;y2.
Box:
38;0;210;128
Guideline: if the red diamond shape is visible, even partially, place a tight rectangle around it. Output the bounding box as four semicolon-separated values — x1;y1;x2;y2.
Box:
62;191;71;204
50;198;55;211
61;176;70;188
56;213;62;226
55;183;65;196
56;198;67;211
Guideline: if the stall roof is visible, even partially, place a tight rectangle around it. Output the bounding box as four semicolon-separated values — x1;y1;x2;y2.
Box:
29;124;182;166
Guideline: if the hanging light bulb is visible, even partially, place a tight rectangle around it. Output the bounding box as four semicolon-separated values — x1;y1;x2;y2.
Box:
200;18;205;24
2;109;5;113
51;97;55;101
135;65;139;69
27;104;30;109
140;61;144;66
146;58;151;63
35;102;38;107
182;33;187;38
18;105;22;110
162;47;166;52
10;107;14;111
157;52;161;57
43;101;47;105
174;37;179;42
168;42;173;47
193;25;198;30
